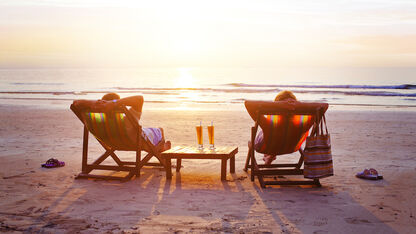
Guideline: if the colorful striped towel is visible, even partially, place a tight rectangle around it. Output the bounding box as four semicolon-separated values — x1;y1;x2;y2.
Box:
141;127;163;146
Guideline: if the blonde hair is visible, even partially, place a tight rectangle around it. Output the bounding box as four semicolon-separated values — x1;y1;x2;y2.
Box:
102;92;120;101
274;90;297;101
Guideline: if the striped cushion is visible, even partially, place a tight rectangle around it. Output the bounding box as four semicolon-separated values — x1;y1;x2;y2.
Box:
255;114;315;155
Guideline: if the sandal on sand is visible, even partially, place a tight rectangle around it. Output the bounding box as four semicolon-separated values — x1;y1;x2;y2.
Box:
42;158;65;168
356;168;383;180
369;168;383;179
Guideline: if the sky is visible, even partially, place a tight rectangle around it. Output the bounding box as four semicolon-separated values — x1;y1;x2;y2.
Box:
1;0;416;68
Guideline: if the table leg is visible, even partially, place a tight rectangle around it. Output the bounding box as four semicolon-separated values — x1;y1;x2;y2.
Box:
230;154;235;173
221;158;227;180
176;158;182;172
166;157;172;179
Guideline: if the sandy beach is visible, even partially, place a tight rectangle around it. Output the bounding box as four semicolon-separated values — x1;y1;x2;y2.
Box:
1;104;416;233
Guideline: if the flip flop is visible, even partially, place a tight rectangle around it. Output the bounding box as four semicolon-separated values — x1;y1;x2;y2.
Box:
356;169;378;180
369;168;383;179
41;158;65;168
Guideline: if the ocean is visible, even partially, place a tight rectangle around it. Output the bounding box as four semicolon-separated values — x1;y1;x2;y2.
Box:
0;67;415;110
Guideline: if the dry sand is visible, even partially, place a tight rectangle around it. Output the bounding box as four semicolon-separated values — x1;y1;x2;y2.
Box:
0;104;416;233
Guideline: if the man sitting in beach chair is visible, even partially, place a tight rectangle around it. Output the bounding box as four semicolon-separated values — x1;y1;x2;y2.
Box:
71;93;171;181
244;91;328;187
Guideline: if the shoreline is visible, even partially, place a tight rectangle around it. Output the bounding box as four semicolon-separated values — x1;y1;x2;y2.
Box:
1;99;416;112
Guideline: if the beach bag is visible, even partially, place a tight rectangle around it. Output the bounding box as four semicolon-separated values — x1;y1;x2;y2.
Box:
303;114;334;179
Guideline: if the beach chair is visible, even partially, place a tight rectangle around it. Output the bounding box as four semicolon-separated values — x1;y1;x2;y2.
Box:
70;99;167;181
244;100;328;187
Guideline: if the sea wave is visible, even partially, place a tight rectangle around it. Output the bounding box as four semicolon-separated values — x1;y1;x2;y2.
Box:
115;87;279;93
1;87;416;98
227;83;416;90
11;82;65;86
0;97;227;104
114;86;416;97
293;89;416;97
2;97;415;108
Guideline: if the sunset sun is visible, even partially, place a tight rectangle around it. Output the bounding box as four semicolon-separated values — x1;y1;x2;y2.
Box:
174;67;197;88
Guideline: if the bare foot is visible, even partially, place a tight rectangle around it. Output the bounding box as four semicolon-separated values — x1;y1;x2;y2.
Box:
263;155;276;165
164;141;171;151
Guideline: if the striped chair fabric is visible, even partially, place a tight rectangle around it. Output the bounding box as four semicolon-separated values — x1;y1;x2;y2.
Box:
84;112;136;150
255;114;315;155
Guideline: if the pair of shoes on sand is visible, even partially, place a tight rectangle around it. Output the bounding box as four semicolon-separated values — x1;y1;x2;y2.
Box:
41;158;65;168
356;168;383;180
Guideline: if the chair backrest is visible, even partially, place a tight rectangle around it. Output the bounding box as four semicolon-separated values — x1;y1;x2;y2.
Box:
257;114;315;155
83;111;137;150
71;103;140;151
245;100;328;155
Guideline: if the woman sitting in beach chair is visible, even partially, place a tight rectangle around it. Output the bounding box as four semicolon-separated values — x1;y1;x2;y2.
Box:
244;91;328;187
73;93;171;152
259;90;298;165
71;93;171;181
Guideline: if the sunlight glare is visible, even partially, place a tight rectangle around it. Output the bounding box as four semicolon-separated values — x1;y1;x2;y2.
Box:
173;40;201;56
172;67;202;107
174;68;197;88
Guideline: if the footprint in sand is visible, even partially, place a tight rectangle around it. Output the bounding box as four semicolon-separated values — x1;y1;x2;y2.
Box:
15;199;27;205
26;206;36;212
313;217;328;226
345;217;371;224
200;213;212;217
313;230;329;234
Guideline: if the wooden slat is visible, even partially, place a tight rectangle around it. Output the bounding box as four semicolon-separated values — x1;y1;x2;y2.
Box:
86;165;135;172
143;162;164;167
255;169;304;176
76;173;133;181
264;180;320;186
257;163;299;168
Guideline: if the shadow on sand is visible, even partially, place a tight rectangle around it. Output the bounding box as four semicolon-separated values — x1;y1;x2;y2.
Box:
9;166;397;233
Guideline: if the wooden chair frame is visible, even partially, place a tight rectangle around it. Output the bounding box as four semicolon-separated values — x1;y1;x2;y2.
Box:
243;101;328;188
70;104;166;181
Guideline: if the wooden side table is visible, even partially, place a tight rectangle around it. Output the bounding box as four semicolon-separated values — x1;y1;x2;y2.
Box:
161;146;238;180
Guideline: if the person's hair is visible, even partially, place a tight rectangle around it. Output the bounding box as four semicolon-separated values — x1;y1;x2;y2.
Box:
274;90;297;101
102;92;120;101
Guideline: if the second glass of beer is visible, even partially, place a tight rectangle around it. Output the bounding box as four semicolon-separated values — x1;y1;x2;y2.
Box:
207;122;215;150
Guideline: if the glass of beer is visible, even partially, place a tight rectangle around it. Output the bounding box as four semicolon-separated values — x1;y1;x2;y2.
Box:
196;122;203;150
207;122;215;150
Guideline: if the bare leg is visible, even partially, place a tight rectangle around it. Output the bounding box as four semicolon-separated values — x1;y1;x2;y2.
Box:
157;128;171;151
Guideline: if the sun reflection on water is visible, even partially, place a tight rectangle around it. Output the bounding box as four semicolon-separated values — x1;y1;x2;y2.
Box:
173;68;202;107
